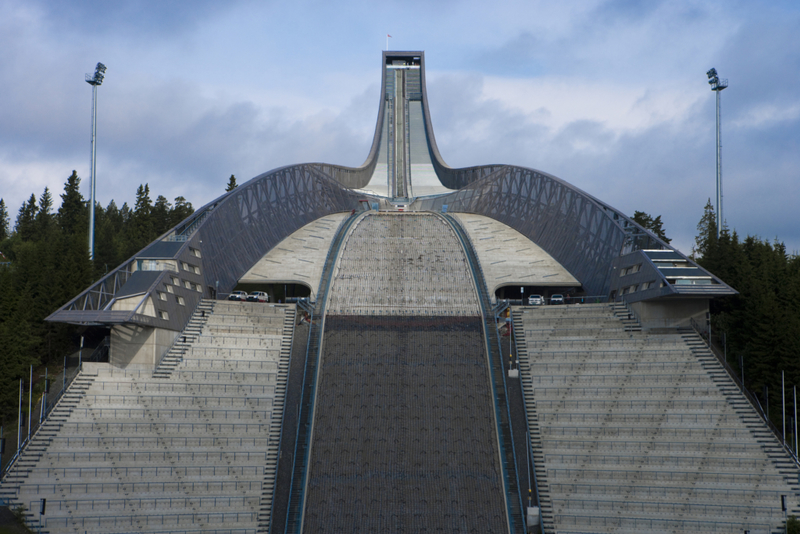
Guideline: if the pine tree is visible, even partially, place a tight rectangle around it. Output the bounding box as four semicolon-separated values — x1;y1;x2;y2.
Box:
59;171;86;236
37;187;55;238
134;184;152;216
94;200;125;271
15;194;38;242
692;199;718;262
170;196;194;227
632;211;672;244
0;198;9;241
152;195;172;236
226;175;238;192
125;184;154;256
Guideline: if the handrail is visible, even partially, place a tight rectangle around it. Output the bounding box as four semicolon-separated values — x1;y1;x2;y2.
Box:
512;305;547;533
493;299;510;316
86;336;110;362
614;295;642;327
526;432;545;531
687;320;800;468
1;351;83;480
281;306;313;534
259;307;296;534
442;213;525;532
296;298;313;315
155;298;210;372
284;210;360;533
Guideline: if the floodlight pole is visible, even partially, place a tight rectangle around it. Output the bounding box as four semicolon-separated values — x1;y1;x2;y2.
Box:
85;62;107;261
88;82;97;259
715;87;723;237
707;68;728;238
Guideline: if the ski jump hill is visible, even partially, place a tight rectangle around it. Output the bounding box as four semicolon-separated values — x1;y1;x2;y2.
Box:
2;51;797;534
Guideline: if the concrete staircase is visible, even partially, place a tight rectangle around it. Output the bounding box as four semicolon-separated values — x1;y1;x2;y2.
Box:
0;372;96;518
512;308;555;534
257;307;295;533
514;303;800;534
153;299;215;379
1;301;296;534
680;328;800;521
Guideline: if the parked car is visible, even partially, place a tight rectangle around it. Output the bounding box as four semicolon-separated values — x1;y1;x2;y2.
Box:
228;290;248;301
528;294;544;306
550;294;564;305
247;291;270;303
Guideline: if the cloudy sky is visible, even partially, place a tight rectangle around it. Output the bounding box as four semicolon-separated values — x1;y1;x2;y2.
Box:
1;0;798;255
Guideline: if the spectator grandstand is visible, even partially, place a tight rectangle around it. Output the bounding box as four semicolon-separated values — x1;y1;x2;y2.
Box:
1;50;794;534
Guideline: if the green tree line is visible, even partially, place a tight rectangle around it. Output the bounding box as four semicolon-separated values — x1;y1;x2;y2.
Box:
692;199;800;431
0;171;194;424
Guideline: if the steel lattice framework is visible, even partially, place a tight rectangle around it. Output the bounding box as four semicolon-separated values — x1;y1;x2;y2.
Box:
415;165;671;297
47;164;366;330
47;50;734;334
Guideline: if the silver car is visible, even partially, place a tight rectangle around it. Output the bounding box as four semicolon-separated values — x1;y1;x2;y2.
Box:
528;294;544;306
247;291;270;303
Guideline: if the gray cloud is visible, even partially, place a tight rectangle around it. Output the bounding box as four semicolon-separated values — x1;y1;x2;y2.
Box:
32;0;253;39
1;0;798;257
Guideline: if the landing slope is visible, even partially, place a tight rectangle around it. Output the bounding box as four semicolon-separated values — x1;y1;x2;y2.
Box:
302;213;508;533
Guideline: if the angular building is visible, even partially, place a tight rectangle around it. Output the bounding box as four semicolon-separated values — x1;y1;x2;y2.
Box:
2;52;797;534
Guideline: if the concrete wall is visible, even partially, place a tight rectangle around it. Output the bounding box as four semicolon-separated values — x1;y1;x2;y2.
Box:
112;295;156;317
110;324;178;368
630;298;708;331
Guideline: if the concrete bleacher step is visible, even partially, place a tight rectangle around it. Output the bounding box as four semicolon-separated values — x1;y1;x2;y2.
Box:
1;372;97;510
256;307;295;533
516;305;800;533
513;309;556;534
680;327;800;492
4;300;296;533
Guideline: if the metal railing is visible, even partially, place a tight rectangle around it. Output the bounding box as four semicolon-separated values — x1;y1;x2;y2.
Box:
29;465;264;479
41;450;267;463
19;479;261;496
54;421;270;434
1;349;83;479
511;309;548;532
31;495;259;512
83;393;274;407
155;297;211;371
549;481;790;500
90;380;274;395
41;510;257;528
86;336;110;362
284;210;359;533
687;320;800;468
443;213;525;532
69;407;272;420
555;515;770;534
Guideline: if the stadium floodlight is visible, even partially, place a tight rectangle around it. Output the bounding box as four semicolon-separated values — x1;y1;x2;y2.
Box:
85;62;107;260
707;67;728;238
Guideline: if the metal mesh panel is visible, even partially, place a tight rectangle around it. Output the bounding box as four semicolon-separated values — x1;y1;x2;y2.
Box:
303;315;508;533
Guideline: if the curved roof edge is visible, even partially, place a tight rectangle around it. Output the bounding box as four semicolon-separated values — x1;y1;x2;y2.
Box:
415;165;736;299
46;51;735;332
47;164;368;330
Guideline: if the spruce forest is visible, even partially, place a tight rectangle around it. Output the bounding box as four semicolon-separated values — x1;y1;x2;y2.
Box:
692;200;800;431
0;171;193;426
0;178;798;436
